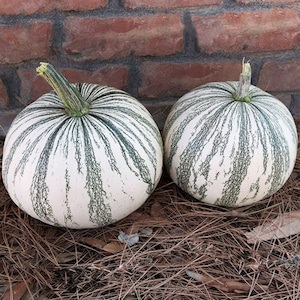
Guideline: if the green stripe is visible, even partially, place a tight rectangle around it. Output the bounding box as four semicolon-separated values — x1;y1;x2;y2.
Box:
79;118;112;225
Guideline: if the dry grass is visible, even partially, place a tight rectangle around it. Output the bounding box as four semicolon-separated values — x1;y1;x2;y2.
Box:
1;125;300;299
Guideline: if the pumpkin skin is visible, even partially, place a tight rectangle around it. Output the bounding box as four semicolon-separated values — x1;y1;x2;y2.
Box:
2;68;163;228
163;81;298;207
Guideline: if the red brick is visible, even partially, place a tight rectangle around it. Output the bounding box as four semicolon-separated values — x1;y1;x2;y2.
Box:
0;22;52;64
0;0;107;15
0;79;9;108
63;15;184;61
18;66;129;105
258;60;300;92
139;61;242;98
192;9;300;54
124;0;221;9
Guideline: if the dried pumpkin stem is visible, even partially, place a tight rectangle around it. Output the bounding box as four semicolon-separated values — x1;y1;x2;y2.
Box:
234;59;252;103
37;62;90;117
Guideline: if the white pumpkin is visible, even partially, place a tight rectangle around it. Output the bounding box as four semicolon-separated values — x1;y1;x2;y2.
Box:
2;63;163;228
163;61;298;207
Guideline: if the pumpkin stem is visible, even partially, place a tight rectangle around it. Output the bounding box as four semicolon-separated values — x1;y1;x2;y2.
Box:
37;62;90;117
234;59;252;103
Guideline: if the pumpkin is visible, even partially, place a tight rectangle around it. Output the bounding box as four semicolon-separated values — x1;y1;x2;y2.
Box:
163;61;298;207
2;63;163;228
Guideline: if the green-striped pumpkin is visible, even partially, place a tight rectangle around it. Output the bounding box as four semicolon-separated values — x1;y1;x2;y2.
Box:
163;62;298;207
2;63;163;228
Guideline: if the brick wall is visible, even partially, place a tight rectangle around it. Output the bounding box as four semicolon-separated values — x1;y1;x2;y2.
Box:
1;0;300;135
